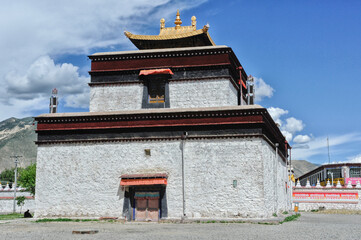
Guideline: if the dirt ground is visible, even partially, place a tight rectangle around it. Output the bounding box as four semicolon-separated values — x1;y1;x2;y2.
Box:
1;213;360;240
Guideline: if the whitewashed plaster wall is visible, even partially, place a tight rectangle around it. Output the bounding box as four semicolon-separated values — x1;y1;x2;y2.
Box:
261;142;290;216
0;199;35;214
89;79;239;112
293;188;361;211
35;138;288;219
169;79;238;108
0;191;35;213
276;151;289;212
89;84;143;112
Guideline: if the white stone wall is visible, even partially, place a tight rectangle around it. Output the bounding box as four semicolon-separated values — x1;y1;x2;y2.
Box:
293;188;361;211
261;142;290;216
169;79;238;108
0;191;35;214
35;138;289;219
89;79;239;112
89;84;143;112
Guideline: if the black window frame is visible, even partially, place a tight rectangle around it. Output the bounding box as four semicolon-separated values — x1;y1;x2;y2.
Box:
141;74;170;109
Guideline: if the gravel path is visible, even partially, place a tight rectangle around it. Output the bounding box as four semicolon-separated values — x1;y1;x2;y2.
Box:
0;213;360;240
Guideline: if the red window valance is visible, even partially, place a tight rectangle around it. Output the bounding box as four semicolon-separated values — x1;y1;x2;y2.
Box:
139;68;174;76
120;178;167;186
120;173;168;186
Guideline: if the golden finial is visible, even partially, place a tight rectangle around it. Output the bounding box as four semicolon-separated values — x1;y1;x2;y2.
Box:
202;23;210;32
160;18;165;29
174;9;182;29
191;16;196;27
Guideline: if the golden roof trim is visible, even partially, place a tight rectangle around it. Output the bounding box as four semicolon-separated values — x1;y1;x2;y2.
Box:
124;11;215;48
124;28;212;42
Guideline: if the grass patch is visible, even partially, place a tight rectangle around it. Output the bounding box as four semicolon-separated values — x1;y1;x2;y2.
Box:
310;209;319;212
280;214;301;224
35;218;99;223
272;213;277;217
257;222;277;225
205;220;216;223
0;213;23;220
235;221;246;223
282;211;289;215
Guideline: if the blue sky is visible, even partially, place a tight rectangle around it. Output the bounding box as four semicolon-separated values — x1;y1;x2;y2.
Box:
0;0;360;164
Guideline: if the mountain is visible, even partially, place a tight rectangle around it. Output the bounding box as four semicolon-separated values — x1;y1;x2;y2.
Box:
0;117;37;172
292;160;319;178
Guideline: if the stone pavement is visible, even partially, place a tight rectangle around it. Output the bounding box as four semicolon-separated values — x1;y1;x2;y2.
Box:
0;213;360;240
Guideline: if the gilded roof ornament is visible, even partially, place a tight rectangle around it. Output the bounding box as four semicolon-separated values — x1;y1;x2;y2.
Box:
174;9;182;29
160;18;165;29
191;16;196;28
124;10;215;49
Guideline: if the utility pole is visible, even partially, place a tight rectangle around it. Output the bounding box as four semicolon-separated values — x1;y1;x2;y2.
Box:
327;137;331;164
274;143;279;213
11;155;22;213
181;132;188;220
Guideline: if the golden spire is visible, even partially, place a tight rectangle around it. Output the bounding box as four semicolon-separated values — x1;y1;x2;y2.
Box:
160;18;165;29
191;16;196;28
174;9;182;29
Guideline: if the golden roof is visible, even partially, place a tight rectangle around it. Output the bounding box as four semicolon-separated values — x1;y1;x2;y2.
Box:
124;10;215;49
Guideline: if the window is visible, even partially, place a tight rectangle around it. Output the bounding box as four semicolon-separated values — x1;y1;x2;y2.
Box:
148;79;165;104
326;168;342;179
350;168;361;178
141;76;170;109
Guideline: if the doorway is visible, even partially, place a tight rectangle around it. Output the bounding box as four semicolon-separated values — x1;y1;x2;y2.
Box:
134;192;160;221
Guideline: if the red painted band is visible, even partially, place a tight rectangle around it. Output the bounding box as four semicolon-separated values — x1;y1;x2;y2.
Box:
91;54;230;72
37;115;263;131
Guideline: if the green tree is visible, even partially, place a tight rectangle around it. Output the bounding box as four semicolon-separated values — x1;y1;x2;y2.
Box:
0;167;25;187
0;168;15;183
16;196;26;213
18;163;36;196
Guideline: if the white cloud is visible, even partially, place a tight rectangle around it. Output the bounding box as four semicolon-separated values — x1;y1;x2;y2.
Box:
267;107;288;127
5;56;88;100
281;131;293;142
267;107;305;142
293;135;311;144
2;55;90;113
65;92;90;109
254;77;274;102
0;0;208;120
292;133;361;161
284;117;304;134
347;154;361;163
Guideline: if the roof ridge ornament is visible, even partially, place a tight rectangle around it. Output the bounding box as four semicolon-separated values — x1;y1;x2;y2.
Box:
174;9;182;29
191;16;196;28
160;18;165;29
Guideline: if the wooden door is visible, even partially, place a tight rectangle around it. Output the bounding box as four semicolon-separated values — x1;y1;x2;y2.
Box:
147;198;159;221
135;192;159;221
135;199;147;221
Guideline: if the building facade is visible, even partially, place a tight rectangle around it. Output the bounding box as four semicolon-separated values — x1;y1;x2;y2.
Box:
34;12;291;220
298;163;361;187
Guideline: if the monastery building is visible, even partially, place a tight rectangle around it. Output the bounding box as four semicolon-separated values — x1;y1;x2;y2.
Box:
34;11;291;221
